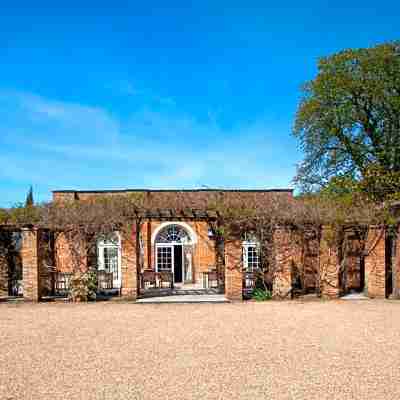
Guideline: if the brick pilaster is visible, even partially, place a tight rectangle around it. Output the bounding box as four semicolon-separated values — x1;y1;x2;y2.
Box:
121;228;138;300
319;227;340;299
0;237;8;297
224;240;243;301
21;228;40;301
272;228;293;299
392;227;400;299
365;227;386;298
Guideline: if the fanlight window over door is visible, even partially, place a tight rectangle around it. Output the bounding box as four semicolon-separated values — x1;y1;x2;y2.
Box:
155;224;191;244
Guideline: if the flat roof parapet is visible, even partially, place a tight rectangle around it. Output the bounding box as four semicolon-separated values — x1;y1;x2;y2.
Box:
52;188;294;194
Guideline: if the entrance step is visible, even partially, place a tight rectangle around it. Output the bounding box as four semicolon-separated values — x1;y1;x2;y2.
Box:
136;294;229;304
0;296;24;303
341;292;369;300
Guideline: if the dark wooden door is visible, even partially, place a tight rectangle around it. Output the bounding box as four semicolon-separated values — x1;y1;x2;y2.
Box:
174;245;183;283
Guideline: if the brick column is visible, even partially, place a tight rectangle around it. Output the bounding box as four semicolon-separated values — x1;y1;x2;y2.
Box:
21;228;40;301
319;227;340;299
215;237;225;293
224;240;243;301
365;227;386;298
0;236;8;297
272;228;293;299
392;228;400;299
0;253;8;297
121;228;138;300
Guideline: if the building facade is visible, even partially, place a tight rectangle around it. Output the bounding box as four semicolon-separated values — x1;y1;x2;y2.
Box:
0;189;397;302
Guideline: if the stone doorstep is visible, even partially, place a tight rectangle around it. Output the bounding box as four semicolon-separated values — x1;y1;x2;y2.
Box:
340;292;370;300
0;296;24;303
136;294;229;304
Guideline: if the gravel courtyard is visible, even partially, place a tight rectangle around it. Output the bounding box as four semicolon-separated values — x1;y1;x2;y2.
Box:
1;300;400;400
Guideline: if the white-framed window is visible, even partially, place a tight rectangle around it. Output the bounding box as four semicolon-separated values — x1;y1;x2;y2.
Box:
156;245;173;271
97;232;122;288
103;247;119;279
243;242;260;272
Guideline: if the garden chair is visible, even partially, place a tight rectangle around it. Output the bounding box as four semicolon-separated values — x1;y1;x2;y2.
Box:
97;270;113;290
243;271;256;291
159;271;173;289
207;270;219;289
55;272;73;295
142;270;157;289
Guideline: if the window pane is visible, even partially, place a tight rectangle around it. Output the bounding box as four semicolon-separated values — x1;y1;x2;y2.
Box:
104;247;119;278
157;247;172;270
245;245;260;272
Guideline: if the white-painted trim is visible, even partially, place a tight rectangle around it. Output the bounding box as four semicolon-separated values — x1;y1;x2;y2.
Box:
155;243;174;272
97;232;122;289
242;241;260;272
151;221;198;245
155;243;185;284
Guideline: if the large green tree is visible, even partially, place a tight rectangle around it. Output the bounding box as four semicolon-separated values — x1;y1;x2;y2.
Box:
294;41;400;199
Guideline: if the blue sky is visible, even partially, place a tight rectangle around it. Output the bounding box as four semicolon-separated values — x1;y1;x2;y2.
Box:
1;1;399;206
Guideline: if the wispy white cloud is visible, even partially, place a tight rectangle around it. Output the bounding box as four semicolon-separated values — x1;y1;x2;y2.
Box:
0;89;299;205
108;80;176;107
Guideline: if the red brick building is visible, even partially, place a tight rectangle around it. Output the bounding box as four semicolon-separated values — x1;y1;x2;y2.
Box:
0;188;396;302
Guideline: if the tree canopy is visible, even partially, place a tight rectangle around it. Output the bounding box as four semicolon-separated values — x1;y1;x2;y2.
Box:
294;41;400;200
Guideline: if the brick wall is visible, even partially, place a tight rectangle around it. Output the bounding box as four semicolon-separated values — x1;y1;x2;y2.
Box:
54;228;138;299
55;232;88;274
344;236;363;292
37;231;54;297
392;227;400;299
224;240;243;300
121;229;137;299
365;227;386;298
338;230;365;293
272;228;293;299
21;228;39;301
0;237;7;297
319;227;340;299
302;233;319;292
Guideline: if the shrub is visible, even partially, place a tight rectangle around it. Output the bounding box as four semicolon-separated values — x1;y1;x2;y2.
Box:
252;288;272;301
69;271;97;302
86;270;98;300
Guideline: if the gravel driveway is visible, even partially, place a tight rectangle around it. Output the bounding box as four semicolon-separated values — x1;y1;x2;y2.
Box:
1;300;400;400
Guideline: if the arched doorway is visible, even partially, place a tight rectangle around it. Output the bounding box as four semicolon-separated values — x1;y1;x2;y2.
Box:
153;223;196;285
